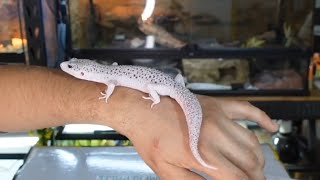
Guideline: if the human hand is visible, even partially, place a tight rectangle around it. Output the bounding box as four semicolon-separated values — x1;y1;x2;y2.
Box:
0;64;276;179
122;95;278;180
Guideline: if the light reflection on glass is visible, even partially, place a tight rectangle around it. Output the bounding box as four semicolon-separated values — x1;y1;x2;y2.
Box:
52;149;78;167
141;0;156;21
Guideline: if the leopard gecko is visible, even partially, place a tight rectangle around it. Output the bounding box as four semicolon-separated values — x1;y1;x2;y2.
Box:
60;58;216;170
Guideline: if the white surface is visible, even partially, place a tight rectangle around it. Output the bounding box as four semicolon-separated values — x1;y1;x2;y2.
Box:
0;160;24;180
0;132;38;152
279;120;292;134
0;146;31;154
15;145;291;180
0;133;35;179
145;35;155;49
62;124;113;134
0;137;38;148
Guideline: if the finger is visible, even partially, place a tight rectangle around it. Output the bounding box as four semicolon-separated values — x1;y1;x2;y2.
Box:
195;120;264;180
220;100;278;132
225;119;266;169
194;148;250;180
156;162;205;180
215;128;265;180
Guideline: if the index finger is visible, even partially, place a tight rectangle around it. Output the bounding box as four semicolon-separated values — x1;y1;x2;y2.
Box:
219;100;279;132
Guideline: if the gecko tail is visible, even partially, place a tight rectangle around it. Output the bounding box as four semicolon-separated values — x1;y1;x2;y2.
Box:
201;160;218;170
192;147;218;170
172;85;218;170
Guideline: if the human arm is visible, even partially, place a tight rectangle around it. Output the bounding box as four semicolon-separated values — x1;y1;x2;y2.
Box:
0;65;278;179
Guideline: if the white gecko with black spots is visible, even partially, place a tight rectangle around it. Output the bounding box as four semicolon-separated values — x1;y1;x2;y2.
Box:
60;58;216;170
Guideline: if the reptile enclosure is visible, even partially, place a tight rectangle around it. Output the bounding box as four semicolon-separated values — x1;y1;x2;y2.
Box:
64;0;314;96
2;0;314;96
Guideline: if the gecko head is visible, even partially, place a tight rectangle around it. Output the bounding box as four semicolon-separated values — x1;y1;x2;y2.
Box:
60;58;100;81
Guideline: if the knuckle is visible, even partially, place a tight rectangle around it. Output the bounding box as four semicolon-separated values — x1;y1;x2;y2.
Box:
248;133;260;147
259;156;266;169
247;134;266;169
245;154;260;170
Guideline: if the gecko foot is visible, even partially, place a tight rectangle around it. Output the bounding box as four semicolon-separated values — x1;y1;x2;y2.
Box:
142;96;156;108
143;96;159;108
99;91;109;103
150;103;156;108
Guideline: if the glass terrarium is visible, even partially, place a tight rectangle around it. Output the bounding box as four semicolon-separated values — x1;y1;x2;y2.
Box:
66;0;313;95
182;57;309;95
68;0;313;49
0;0;27;63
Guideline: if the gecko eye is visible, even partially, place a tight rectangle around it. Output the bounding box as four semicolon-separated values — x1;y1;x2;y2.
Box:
68;65;73;68
80;72;84;76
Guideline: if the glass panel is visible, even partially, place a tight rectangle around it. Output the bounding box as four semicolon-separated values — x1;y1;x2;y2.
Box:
97;57;307;91
183;57;308;91
0;0;27;53
69;0;313;49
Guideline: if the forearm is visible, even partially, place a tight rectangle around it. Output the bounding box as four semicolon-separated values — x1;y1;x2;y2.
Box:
0;65;150;133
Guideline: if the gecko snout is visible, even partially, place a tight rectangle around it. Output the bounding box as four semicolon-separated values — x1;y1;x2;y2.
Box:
68;65;73;68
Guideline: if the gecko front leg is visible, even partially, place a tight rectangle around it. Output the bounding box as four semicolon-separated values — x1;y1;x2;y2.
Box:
99;80;118;103
142;84;161;108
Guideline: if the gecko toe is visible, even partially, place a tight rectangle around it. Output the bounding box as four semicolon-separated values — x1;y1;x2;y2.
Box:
98;96;109;103
142;96;151;100
150;103;157;108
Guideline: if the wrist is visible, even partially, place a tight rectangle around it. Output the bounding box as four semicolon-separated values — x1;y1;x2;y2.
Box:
91;87;144;136
50;71;148;136
95;89;183;138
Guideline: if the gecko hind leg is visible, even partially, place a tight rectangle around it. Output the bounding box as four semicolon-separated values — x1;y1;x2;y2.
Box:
99;80;118;103
142;84;160;108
